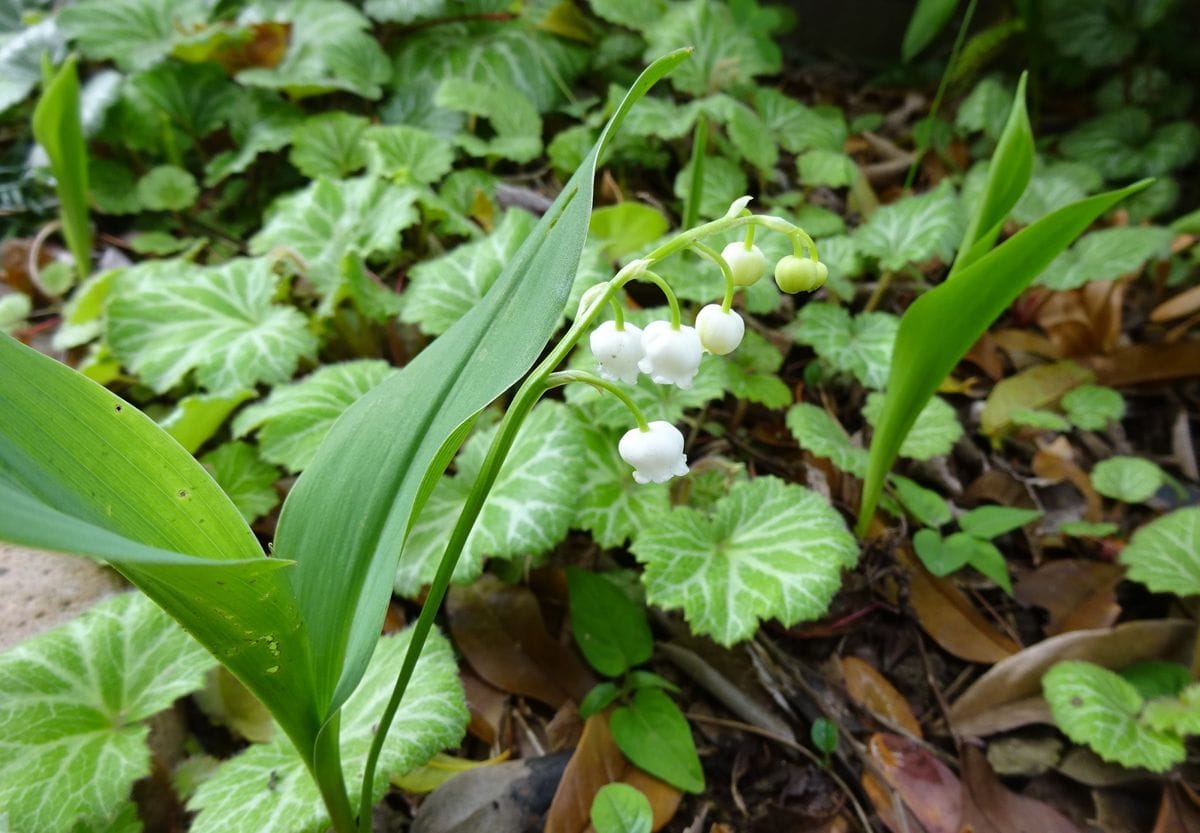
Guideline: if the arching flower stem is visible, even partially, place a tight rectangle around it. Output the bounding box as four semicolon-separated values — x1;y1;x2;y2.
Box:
546;369;649;431
692;240;736;313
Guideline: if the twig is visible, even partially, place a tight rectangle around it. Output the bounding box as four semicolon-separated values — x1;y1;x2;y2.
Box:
684;712;875;833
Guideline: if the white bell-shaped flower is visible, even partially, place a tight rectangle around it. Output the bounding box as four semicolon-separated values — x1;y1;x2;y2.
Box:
619;421;689;484
695;304;744;355
721;242;767;286
590;320;644;384
638;320;702;389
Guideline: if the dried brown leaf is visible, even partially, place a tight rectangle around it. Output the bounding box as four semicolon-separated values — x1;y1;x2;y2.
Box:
960;745;1083;833
1082;343;1200;386
544;711;682;833
1152;785;1200;833
1035;280;1127;358
900;548;1021;664
868;733;962;833
948;619;1193;736
1012;560;1122;636
1031;440;1104;522
447;576;594;709
1151;283;1200;323
838;656;923;738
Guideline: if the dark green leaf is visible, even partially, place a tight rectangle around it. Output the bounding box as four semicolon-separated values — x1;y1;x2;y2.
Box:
901;0;960;62
611;688;704;793
567;567;653;678
959;505;1042;539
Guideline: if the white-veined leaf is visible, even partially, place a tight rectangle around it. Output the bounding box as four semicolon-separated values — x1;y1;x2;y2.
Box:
289;112;370;179
106;257;317;395
58;0;215;71
1119;507;1200;597
0;18;65;112
854;182;963;270
394;401;586;596
789;303;898;390
365;124;455;185
785;403;867;478
630;476;857;645
250;176;420;305
753;87;847;154
1043;660;1184;772
434;77;542;163
723;329;790;409
233;360;398;473
1036;226;1174;290
0;592;214;833
402;209;536;336
188;627;467;833
672;154;748;221
796;149;858;188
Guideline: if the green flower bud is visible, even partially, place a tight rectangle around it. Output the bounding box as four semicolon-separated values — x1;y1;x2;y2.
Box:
774;256;827;293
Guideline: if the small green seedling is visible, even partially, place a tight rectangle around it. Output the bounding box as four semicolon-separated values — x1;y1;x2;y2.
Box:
913;505;1042;593
567;566;704;794
810;717;839;767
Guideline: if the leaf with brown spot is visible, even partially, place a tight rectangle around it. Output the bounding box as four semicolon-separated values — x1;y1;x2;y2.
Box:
948;619;1193;736
1013;560;1122;636
446;576;594;709
900;548;1021;664
868;733;962;833
960;745;1082;833
838;656;922;738
980;361;1094;439
545;711;682;833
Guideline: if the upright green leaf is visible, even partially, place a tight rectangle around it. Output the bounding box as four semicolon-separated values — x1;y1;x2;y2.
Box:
32;54;91;278
0;592;213;833
0;334;320;764
901;0;961;61
272;51;692;718
856;179;1151;534
954;73;1032;272
610;688;704;793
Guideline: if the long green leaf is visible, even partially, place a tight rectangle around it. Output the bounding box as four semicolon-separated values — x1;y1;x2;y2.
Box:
901;0;961;62
0;334;321;759
953;72;1032;272
856;179;1150;535
273;50;694;719
32;55;91;278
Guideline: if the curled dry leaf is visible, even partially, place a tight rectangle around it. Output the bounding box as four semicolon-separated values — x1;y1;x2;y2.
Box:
899;548;1021;664
948;619;1193;737
837;656;923;738
446;575;595;709
1012;559;1123;636
1035;279;1127;358
1150;283;1200;324
1082;342;1200;387
867;733;962;833
544;711;681;833
960;745;1082;833
1152;784;1200;833
1031;438;1103;522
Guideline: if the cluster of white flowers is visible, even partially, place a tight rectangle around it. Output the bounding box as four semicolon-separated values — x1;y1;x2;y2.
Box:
586;228;826;485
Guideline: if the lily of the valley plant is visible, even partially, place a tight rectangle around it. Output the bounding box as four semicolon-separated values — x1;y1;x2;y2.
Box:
0;51;826;833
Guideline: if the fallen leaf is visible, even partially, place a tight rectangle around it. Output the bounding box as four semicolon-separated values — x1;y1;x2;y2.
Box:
461;668;507;745
868;733;962;833
1031;440;1104;522
862;771;917;833
544;711;682;833
962;468;1037;510
1081;343;1200;386
964;331;1006;380
948;619;1193;736
393;750;513;793
960;745;1083;833
447;576;595;709
1035;280;1127;358
1151;283;1200;323
990;328;1061;362
900;548;1021;664
838;656;923;738
411;754;572;833
1054;747;1155;787
1012;560;1123;635
980;361;1095;439
1152;785;1200;833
